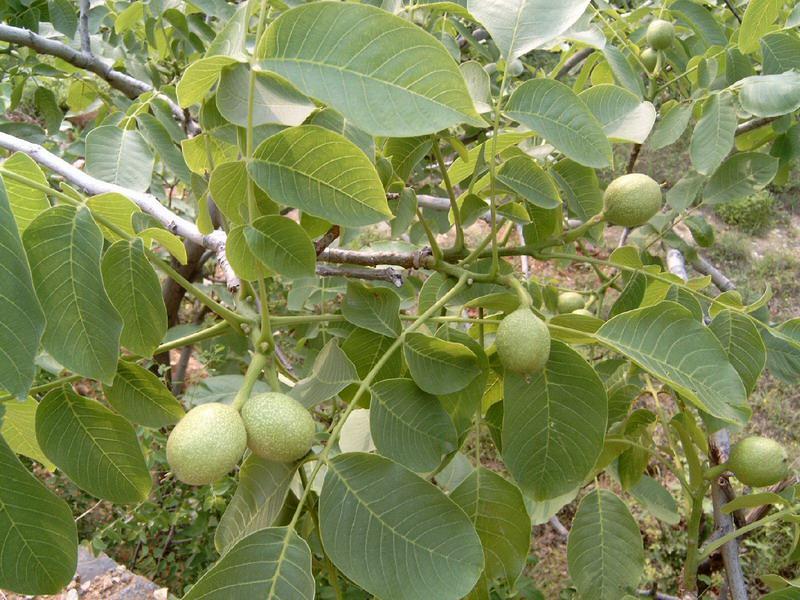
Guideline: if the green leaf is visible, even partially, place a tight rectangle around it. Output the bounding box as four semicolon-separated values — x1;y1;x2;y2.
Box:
404;332;480;395
496;155;561;209
309;108;375;161
596;301;750;425
385;137;433;182
85;192;139;240
34;87;64;135
48;0;77;37
0;397;54;469
257;2;484;137
762;33;800;75
216;63;315;127
671;0;727;47
628;475;680;525
23;206;122;384
502;341;607;500
764;319;800;384
35;387;152;504
319;452;484;600
209;161;249;224
690;92;737;175
1;152;50;233
552;159;603;220
177;56;236;107
226;225;263;281
450;467;531;591
136;113;192;183
666;171;706;211
505;79;612;168
215;456;295;554
185;527;314;600
602;45;644;98
184;375;270;407
0;179;44;399
104;360;184;428
739;0;783;54
249;125;391;227
205;3;247;59
290;339;358;408
579;84;656;144
648;101;693;150
738;72;800;118
341;327;403;384
467;0;590;61
722;491;789;514
370;378;457;473
0;436;77;595
703;152;779;205
244;215;315;280
101;239;167;357
342;281;402;337
567;489;644;600
85;126;155;192
709;310;767;396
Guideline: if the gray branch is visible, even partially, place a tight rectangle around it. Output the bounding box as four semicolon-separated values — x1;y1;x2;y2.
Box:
318;247;433;270
556;48;595;80
689;255;736;292
709;430;749;600
736;117;777;136
0;131;238;291
665;249;748;599
0;23;197;134
78;0;91;55
316;264;405;287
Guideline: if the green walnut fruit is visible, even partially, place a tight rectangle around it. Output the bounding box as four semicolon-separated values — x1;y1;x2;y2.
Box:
507;58;524;77
647;19;675;50
603;173;663;228
558;292;585;314
641;47;658;71
727;436;789;487
495;308;551;375
167;403;247;485
241;392;316;463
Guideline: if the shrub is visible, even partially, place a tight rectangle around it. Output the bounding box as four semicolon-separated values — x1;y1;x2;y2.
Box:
715;190;776;234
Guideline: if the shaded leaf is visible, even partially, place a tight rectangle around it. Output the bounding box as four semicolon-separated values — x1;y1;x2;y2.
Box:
23;206;122;384
0;436;77;595
101;238;167;357
104;360;184;428
319;452;484;600
370;378;457;472
36;388;152;504
502;341;607;500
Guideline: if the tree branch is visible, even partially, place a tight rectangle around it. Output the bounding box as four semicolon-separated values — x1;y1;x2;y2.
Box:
318;246;433;270
316;264;405;287
689;255;736;292
709;430;749;600
556;47;595;80
0;23;197;134
0;131;238;290
736;117;777;136
666;248;748;599
78;0;91;55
